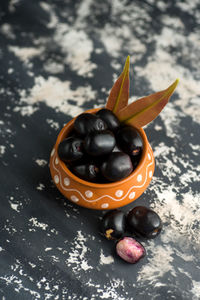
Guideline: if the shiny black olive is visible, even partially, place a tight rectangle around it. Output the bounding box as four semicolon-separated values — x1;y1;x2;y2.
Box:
101;152;133;182
117;126;143;157
84;130;116;156
70;163;100;182
96;108;120;132
99;210;126;240
74;113;107;136
127;206;162;239
58;137;84;162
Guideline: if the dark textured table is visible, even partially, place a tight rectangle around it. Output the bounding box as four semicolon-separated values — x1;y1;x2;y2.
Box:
0;1;200;299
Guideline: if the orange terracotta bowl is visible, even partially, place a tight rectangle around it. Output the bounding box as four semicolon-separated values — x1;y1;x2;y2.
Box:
49;108;155;210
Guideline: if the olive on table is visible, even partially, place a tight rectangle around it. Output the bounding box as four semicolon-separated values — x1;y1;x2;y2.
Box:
99;210;126;240
126;206;162;239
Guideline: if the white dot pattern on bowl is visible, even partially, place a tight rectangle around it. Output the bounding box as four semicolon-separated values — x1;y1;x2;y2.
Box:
101;203;109;208
148;153;151;160
71;195;79;202
85;190;93;198
64;177;70;186
54;175;59;184
115;190;123;197
149;170;153;178
137;174;142;182
51;148;55;157
55;157;59;165
129;192;135;199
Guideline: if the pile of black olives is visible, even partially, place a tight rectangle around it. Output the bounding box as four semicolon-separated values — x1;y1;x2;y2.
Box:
58;109;143;183
99;206;162;264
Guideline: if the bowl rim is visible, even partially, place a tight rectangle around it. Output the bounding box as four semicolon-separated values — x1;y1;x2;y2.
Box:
54;108;149;189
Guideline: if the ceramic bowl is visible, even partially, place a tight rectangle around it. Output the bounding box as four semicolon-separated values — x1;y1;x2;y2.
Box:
49;108;155;210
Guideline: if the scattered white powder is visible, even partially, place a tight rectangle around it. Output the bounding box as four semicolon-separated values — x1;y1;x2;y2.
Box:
54;25;96;77
137;244;175;285
177;0;200;12
43;60;64;74
8;46;44;64
100;23;146;59
0;145;6;156
8;68;14;74
18;76;96;117
45;248;52;252
162;15;184;29
8;0;20;12
66;231;93;273
136;26;200;124
150;186;200;245
76;0;93;23
95;278;125;300
40;2;58;29
35;159;47;167
100;249;114;265
191;280;200;300
36;183;45;191
29;217;48;231
0;23;16;39
13;105;38;116
9;202;20;212
46;119;60;130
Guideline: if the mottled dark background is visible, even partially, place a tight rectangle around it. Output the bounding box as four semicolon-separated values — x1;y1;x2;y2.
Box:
0;1;200;299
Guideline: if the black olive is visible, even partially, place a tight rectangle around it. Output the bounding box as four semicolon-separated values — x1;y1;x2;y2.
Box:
74;113;107;136
99;210;126;240
117;126;143;157
101;152;133;182
58;137;84;162
127;206;162;239
84;130;116;156
70;163;100;182
96;108;120;132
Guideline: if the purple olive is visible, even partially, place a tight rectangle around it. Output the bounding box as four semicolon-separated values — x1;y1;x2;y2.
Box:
116;237;146;263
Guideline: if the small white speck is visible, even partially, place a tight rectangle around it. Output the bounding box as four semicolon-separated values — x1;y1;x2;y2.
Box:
54;175;59;184
137;174;142;182
64;177;70;186
9;201;20;212
55;157;59;165
100;249;114;265
8;68;14;74
36;183;45;190
85;190;93;198
45;247;52;252
115;190;123;197
129;192;135;199
35;159;47;167
149;170;153;178
148;153;151;160
0;145;6;156
71;195;79;202
101;203;109;209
